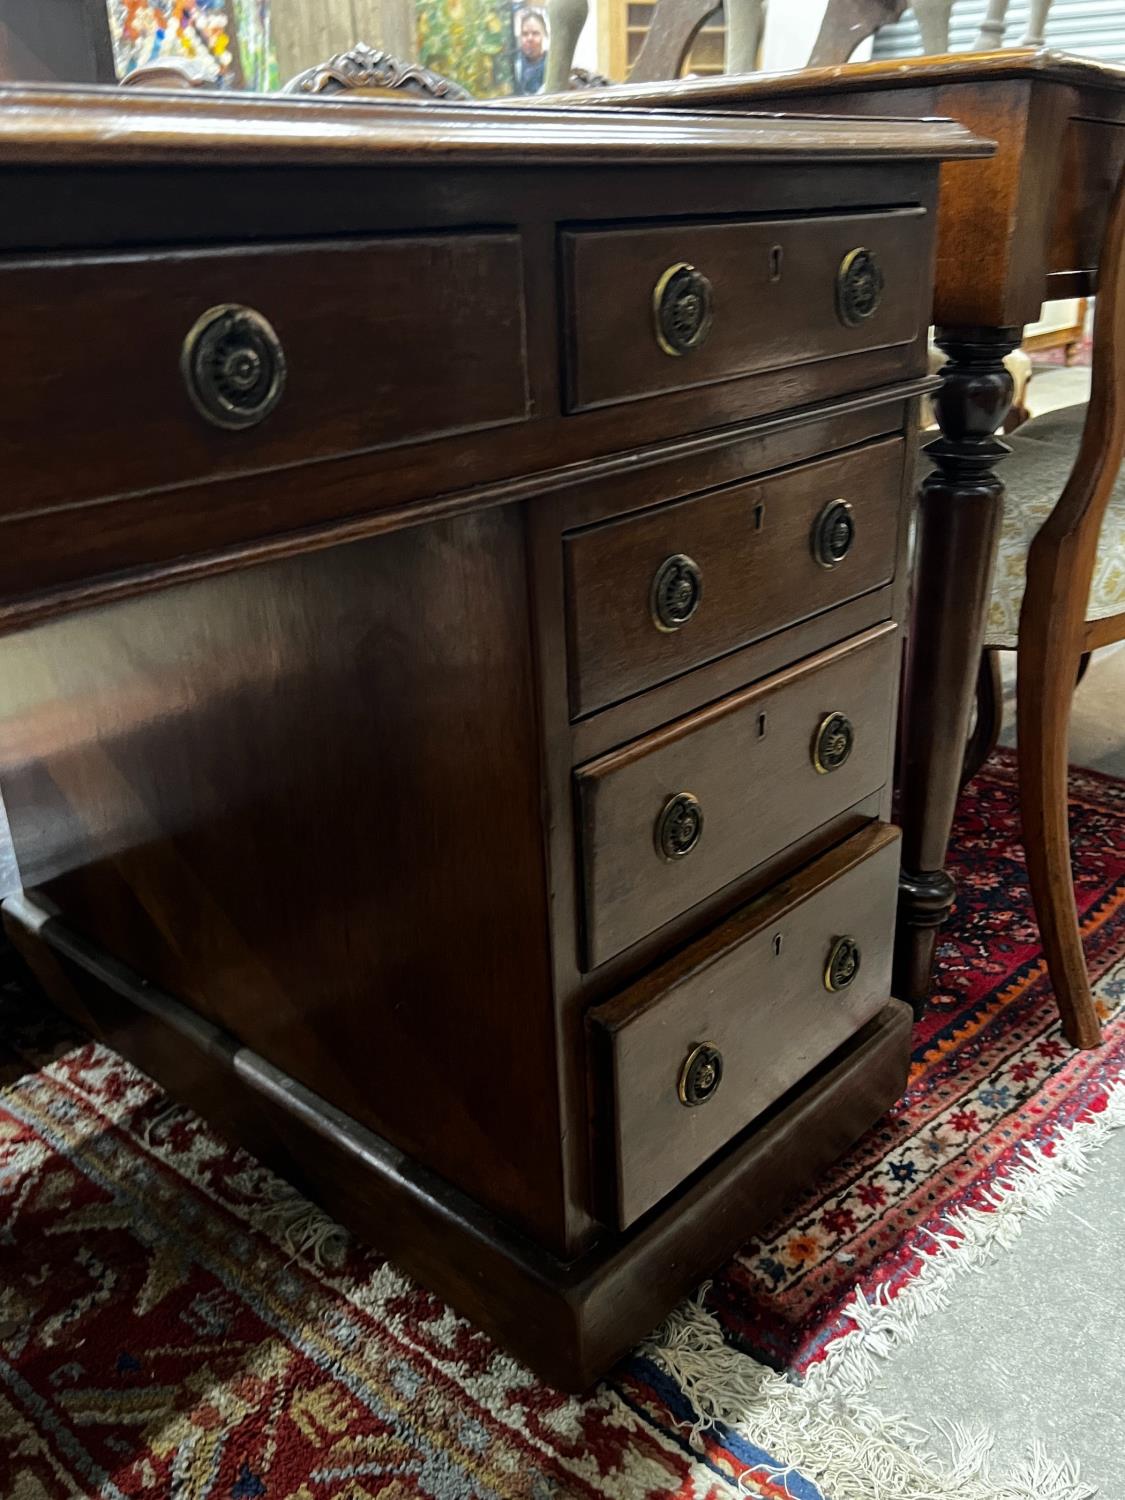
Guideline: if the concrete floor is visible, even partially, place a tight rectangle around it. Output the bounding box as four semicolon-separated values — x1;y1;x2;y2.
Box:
876;361;1125;1495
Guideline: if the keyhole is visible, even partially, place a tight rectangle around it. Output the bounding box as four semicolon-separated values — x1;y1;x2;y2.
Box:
757;711;768;740
769;245;783;282
753;502;766;531
772;932;783;957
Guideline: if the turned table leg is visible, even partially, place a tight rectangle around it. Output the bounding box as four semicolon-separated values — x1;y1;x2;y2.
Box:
895;325;1022;1012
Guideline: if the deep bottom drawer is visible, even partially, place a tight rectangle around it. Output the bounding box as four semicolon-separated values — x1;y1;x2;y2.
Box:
588;821;900;1228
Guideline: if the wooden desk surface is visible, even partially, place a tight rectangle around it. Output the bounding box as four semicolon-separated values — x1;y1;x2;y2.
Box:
560;49;1125;328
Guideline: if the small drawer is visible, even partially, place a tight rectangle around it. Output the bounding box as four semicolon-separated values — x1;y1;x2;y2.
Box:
0;234;529;516
562;208;929;412
589;821;900;1227
576;623;898;968
565;435;904;717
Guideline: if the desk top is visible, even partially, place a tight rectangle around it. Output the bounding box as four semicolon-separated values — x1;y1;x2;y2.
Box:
0;83;990;168
542;48;1125;112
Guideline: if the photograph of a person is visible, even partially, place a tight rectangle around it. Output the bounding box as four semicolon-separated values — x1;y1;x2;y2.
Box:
513;5;548;93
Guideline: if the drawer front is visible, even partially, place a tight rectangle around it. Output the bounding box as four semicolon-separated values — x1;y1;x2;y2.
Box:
1;235;528;516
563;209;928;412
565;436;904;718
589;822;900;1227
576;623;898;968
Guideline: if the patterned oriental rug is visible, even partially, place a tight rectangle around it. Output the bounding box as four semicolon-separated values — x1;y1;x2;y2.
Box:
2;749;1124;1499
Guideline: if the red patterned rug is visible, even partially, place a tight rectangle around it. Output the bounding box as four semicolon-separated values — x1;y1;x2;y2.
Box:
2;748;1124;1498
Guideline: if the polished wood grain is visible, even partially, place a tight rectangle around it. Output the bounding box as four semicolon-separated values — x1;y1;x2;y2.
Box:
0;84;992;167
590;822;900;1227
0;510;564;1245
551;50;1125;1020
576;623;899;966
3;892;913;1392
0;95;972;1384
565;435;904;717
3;236;528;515
562;209;930;411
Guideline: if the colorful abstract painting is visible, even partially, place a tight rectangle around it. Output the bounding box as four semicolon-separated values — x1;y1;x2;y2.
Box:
415;0;516;97
107;0;278;91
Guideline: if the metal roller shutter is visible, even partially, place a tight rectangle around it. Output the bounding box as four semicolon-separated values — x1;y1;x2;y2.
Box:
872;2;1125;64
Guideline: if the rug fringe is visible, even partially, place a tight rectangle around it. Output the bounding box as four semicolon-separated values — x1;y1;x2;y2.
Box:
250;1177;349;1269
645;1078;1125;1499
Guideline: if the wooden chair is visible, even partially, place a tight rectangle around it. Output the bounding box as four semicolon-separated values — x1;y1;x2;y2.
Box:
958;166;1125;1051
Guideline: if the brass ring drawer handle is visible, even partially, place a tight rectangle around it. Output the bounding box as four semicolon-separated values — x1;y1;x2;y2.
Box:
678;1041;723;1106
653;262;714;356
651;553;703;631
182;303;287;430
836;246;884;327
655;791;703;860
812;500;855;569
825;936;861;992
812;711;854;774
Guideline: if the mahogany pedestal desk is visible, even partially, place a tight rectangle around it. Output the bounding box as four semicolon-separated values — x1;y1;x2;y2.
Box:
0;87;985;1388
564;50;1125;1012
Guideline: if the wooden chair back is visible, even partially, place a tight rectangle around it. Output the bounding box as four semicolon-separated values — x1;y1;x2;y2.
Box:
1022;163;1125;650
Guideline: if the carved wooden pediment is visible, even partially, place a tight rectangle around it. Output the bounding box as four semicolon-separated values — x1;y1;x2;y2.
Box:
281;43;470;101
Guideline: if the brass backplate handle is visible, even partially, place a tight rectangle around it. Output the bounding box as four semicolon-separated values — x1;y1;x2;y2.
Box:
825;936;862;993
836;246;884;327
653;262;714;356
812;711;855;774
182;303;287;430
812;499;856;569
655;791;703;860
678;1041;723;1106
651;553;703;631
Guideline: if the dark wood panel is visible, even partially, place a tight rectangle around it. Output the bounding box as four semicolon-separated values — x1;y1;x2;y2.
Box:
4;891;912;1393
565;436;904;717
590;823;899;1227
576;623;899;967
0;507;569;1249
0;234;529;515
563;209;930;411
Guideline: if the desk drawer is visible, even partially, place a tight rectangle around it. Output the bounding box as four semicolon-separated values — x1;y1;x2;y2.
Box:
576;623;898;968
0;234;529;516
589;821;899;1228
565;435;904;717
563;208;928;412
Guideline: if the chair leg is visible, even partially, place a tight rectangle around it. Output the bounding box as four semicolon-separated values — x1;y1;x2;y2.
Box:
961;649;1004;789
1016;636;1103;1048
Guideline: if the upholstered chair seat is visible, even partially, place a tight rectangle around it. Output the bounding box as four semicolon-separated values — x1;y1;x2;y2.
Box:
985;404;1125;648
